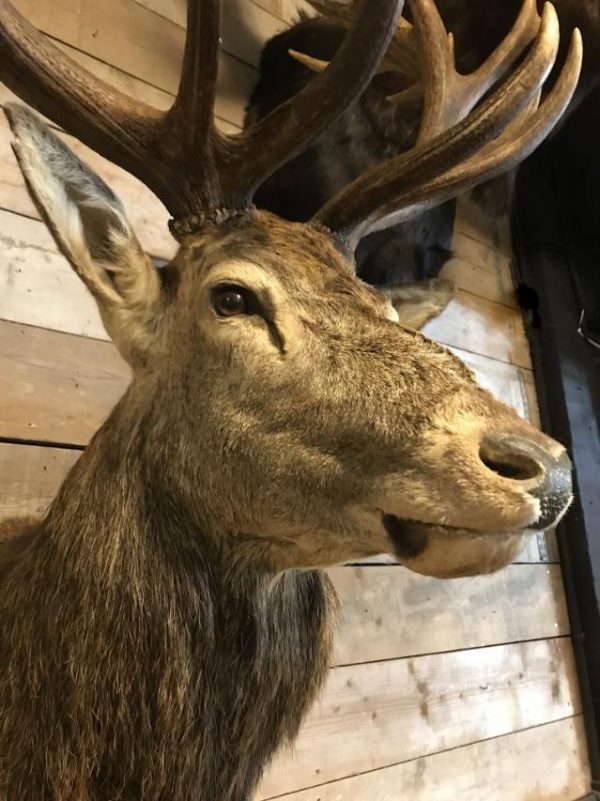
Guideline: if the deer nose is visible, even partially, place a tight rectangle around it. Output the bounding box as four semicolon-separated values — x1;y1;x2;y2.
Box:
479;434;572;530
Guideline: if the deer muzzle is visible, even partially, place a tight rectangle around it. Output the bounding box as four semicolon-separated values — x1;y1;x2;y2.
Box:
377;414;572;577
478;431;572;532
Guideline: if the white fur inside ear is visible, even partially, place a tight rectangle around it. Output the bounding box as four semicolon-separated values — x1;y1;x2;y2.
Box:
6;105;161;363
7;105;130;305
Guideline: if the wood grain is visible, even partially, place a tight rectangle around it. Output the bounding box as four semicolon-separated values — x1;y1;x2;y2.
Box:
0;210;108;339
451;346;538;424
0;44;242;136
256;637;581;798
259;715;591;800
130;0;284;67
11;0;256;127
424;289;532;369
0;320;128;445
330;564;570;666
441;254;517;308
0;315;536;450
281;0;313;22
455;195;513;257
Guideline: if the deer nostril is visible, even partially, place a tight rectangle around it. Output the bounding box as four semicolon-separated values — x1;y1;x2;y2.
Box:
478;433;572;531
479;437;544;482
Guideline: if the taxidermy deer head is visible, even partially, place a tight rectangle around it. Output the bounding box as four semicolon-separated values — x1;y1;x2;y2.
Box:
0;0;580;578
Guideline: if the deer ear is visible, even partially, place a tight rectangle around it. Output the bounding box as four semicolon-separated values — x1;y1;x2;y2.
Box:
381;278;455;330
5;104;161;365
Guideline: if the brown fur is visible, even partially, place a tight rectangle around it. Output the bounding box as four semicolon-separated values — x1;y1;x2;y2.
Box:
1;112;572;800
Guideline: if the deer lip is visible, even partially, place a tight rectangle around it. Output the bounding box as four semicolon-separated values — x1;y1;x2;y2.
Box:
381;513;519;560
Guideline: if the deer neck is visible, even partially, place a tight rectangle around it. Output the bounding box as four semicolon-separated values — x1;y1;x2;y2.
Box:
4;393;336;801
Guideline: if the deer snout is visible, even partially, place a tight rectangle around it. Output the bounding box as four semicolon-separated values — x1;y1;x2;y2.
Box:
479;433;572;530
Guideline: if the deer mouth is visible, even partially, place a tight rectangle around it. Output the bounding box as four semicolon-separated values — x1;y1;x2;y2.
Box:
382;514;431;559
381;514;526;578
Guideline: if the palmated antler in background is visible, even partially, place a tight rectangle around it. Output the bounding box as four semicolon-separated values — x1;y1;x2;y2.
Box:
309;0;581;248
0;0;402;234
0;0;581;247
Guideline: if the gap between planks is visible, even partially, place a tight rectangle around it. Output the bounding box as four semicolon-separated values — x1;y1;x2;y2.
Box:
0;319;535;447
255;636;583;798
256;715;591;801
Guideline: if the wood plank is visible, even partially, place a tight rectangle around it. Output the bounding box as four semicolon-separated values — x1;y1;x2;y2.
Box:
254;0;283;17
11;0;256;127
0;438;560;578
0;208;534;361
0;209;534;367
455;194;513;257
329;564;570;666
0;210;108;339
451;346;539;424
0;45;242;135
282;0;313;21
130;0;284;67
440;254;517;308
0;442;79;519
452;231;514;283
261;715;591;800
423;289;532;369
256;637;581;798
0;320;128;445
0;115;177;261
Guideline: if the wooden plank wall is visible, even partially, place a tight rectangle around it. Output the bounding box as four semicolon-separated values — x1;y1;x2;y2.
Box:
0;1;592;798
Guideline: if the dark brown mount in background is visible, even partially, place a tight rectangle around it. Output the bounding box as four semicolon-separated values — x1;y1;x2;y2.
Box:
513;84;600;797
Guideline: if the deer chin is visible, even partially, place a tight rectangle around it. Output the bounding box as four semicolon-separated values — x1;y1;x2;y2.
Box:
382;514;525;579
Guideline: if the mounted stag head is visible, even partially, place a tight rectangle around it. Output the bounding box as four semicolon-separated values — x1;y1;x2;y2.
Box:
0;0;581;798
0;0;579;573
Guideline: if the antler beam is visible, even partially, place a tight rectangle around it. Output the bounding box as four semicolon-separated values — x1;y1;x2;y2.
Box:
0;0;404;230
0;0;162;180
314;3;582;246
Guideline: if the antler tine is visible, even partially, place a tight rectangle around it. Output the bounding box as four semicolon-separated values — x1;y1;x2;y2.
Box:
457;0;541;116
0;0;221;220
225;0;404;205
371;30;582;233
305;0;420;76
0;0;162;181
314;3;576;246
167;0;221;162
1;0;406;229
406;0;541;143
408;0;457;143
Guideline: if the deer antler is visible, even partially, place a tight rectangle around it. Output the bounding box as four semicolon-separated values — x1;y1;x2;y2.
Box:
312;2;582;247
0;0;403;234
305;0;421;76
395;0;542;142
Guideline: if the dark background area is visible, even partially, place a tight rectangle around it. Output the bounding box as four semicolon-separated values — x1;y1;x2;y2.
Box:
513;85;600;794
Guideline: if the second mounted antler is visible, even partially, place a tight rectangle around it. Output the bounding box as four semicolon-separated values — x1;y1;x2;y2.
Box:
298;0;582;247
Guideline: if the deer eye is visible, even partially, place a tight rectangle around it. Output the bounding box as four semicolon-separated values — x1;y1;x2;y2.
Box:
212;285;249;317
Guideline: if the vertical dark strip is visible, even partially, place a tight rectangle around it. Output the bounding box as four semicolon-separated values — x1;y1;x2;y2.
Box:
513;88;600;792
